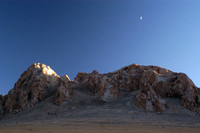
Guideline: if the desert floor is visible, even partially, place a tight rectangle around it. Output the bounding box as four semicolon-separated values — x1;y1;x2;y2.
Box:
0;121;200;133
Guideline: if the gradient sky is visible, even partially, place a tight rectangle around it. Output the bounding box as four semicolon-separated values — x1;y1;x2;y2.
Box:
0;0;200;95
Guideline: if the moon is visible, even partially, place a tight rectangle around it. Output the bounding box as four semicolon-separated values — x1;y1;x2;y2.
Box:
140;16;143;20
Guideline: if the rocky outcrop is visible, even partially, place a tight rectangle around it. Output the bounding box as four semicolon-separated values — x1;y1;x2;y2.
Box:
134;68;169;112
73;64;199;112
74;70;120;101
134;67;198;111
1;63;199;114
105;64;141;91
55;75;72;105
3;63;60;113
155;73;198;110
55;63;199;112
134;88;166;112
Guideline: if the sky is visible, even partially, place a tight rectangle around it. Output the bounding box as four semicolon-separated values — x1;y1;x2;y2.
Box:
0;0;200;95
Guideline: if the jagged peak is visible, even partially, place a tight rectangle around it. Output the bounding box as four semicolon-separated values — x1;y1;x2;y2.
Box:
2;63;61;113
26;63;59;77
60;75;71;82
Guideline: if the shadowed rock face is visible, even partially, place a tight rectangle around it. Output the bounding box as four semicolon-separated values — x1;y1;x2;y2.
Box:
54;75;72;105
0;63;200;115
0;95;4;116
3;63;60;113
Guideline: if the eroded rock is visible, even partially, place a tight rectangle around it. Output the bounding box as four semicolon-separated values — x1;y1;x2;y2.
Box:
1;63;200;114
134;87;166;112
134;68;198;112
55;75;72;105
4;63;60;113
75;70;120;101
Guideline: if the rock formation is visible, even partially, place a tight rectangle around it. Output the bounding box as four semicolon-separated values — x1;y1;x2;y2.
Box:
0;63;200;115
0;95;4;116
134;68;199;111
57;64;200;112
74;70;120;101
3;63;60;113
55;75;72;105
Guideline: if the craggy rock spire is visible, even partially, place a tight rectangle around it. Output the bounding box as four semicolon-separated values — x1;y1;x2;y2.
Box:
54;75;72;105
3;63;60;113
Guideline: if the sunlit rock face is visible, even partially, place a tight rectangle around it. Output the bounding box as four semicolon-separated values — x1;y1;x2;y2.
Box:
3;63;60;113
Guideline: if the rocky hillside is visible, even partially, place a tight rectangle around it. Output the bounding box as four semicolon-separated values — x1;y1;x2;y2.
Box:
2;63;60;114
0;63;200;117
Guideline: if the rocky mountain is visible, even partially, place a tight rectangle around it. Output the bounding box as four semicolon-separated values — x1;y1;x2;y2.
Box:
0;63;200;117
2;63;60;114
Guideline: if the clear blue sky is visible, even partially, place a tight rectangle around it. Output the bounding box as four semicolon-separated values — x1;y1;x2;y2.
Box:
0;0;200;95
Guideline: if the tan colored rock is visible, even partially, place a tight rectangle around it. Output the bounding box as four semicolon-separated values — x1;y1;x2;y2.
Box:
74;72;89;84
88;70;120;101
61;74;71;82
134;66;198;111
105;64;140;91
167;73;198;110
134;69;167;112
134;87;166;112
72;64;199;111
74;70;120;101
4;63;60;113
2;62;199;114
55;75;72;105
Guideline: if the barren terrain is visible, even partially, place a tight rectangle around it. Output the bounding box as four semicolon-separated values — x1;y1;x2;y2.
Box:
0;89;200;133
